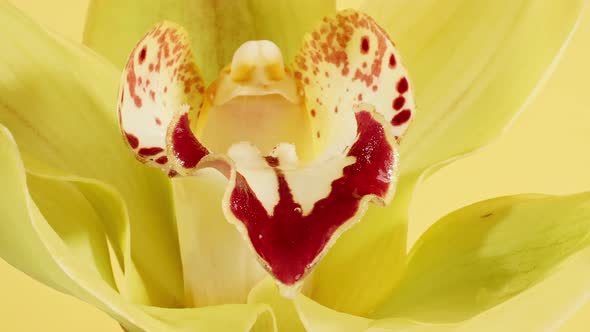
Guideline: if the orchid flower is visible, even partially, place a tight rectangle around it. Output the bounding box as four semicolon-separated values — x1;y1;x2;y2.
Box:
1;0;589;331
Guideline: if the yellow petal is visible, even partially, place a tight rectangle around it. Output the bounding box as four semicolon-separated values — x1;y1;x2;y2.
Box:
173;169;265;307
370;246;590;332
26;172;117;289
372;193;590;322
248;278;305;332
362;0;586;176
313;0;586;315
310;175;416;315
0;3;181;306
249;278;374;332
0;124;274;332
294;295;372;332
84;0;336;82
143;304;275;332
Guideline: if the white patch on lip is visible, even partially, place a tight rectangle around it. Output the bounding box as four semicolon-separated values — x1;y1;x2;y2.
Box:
283;155;356;215
228;142;357;216
228;142;280;215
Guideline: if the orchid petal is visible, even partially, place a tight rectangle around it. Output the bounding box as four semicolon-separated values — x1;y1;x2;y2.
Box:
294;10;416;149
294;295;372;332
25;172;117;289
309;176;415;315
172;170;266;307
0;123;278;332
372;193;590;322
313;0;586;315
143;304;275;332
84;0;336;82
248;278;305;332
249;278;373;332
118;21;208;176
362;0;586;176
0;3;181;306
288;8;416;315
370;246;590;332
0;125;162;331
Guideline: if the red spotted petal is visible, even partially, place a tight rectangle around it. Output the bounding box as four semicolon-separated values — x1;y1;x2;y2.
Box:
295;10;416;146
118;22;209;176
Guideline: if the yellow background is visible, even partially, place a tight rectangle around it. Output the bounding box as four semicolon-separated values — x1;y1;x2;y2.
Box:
2;0;589;331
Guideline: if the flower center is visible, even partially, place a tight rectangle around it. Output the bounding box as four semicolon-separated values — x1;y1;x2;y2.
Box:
197;41;313;160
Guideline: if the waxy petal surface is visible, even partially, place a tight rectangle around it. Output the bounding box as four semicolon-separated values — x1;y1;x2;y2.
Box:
85;0;336;82
173;170;266;307
0;3;181;306
362;0;586;176
292;9;415;314
119;22;208;176
312;0;586;315
0;126;276;332
372;193;590;322
295;10;415;151
370;246;590;332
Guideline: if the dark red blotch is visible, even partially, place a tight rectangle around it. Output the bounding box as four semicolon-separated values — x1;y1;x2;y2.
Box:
229;111;395;285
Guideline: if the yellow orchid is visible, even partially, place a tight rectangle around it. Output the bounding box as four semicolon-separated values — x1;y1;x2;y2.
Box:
1;0;589;331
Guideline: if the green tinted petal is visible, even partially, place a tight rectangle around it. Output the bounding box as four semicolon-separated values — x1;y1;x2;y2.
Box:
372;193;590;322
0;126;164;331
0;3;181;306
248;278;374;332
294;296;372;332
173;170;265;307
144;304;275;332
310;175;418;315
26;173;117;289
370;246;590;331
248;278;305;332
363;0;585;176
1;125;272;332
84;0;336;81
312;0;586;315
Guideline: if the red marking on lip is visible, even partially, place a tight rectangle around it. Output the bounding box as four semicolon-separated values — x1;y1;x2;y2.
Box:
124;132;139;149
138;147;164;157
392;96;405;110
229;111;395;285
265;156;280;167
125;55;142;108
389;53;396;68
138;46;147;64
311;109;316;117
171;113;209;169
361;36;370;54
397;77;409;94
391;109;411;126
155;156;168;165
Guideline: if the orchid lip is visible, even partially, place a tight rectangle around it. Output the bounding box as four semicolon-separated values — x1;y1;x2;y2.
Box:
117;11;414;296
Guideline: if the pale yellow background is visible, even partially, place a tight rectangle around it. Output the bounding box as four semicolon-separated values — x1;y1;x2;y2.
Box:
1;0;589;331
